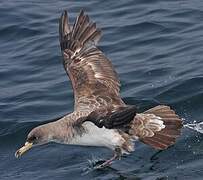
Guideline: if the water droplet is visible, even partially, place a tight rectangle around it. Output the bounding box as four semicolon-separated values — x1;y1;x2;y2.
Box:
184;121;203;134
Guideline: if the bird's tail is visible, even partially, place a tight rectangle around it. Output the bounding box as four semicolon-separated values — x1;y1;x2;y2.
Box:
129;105;183;149
59;10;101;52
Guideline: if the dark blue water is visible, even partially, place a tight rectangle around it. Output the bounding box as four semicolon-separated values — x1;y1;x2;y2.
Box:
0;0;203;179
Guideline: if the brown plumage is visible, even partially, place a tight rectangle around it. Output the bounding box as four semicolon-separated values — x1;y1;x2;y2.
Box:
58;10;183;152
59;10;124;112
15;10;183;168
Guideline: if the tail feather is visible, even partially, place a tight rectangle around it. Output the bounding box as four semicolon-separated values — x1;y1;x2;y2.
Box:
142;138;170;149
130;105;183;150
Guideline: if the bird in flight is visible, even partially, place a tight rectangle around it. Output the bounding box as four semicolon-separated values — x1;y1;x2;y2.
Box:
15;10;183;168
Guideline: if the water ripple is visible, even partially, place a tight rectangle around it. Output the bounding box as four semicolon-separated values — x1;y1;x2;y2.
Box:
0;0;203;179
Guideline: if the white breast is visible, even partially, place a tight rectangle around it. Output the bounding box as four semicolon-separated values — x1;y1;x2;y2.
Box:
69;122;124;150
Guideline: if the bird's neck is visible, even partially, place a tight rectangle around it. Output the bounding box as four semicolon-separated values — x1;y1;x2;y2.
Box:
49;113;86;144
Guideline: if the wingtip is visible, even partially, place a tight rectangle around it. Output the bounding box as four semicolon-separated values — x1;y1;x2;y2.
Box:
59;9;69;42
63;10;68;16
80;9;85;14
60;10;67;20
79;9;85;16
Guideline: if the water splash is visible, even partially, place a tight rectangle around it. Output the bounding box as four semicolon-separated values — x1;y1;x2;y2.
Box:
184;121;203;134
82;157;107;175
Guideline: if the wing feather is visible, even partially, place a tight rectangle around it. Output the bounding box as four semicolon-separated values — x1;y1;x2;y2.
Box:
59;10;125;112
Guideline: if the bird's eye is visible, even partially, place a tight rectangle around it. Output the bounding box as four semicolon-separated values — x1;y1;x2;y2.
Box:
33;136;37;140
27;135;38;142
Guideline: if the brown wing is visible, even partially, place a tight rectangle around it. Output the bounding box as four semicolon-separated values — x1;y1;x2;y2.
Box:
86;105;137;129
59;10;125;112
74;105;137;130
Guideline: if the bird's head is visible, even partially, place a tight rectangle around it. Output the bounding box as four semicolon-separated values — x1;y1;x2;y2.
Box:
15;125;51;158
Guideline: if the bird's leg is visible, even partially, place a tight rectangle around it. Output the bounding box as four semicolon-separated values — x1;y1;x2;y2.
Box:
94;147;122;169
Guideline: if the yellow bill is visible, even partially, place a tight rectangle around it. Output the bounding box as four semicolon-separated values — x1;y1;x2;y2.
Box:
15;142;33;158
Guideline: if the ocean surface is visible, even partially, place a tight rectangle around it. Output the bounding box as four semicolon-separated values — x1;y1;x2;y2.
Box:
0;0;203;179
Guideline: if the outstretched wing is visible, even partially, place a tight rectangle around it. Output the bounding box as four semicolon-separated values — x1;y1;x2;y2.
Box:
59;10;125;112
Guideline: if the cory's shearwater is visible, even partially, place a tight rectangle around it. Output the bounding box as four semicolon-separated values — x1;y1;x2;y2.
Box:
15;10;183;168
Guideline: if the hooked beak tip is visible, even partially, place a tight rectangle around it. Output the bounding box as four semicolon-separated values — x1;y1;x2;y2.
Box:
15;150;21;158
15;142;33;158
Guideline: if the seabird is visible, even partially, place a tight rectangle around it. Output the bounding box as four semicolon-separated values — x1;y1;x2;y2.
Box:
15;10;183;168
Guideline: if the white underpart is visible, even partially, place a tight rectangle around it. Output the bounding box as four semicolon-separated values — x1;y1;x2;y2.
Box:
69;122;124;150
